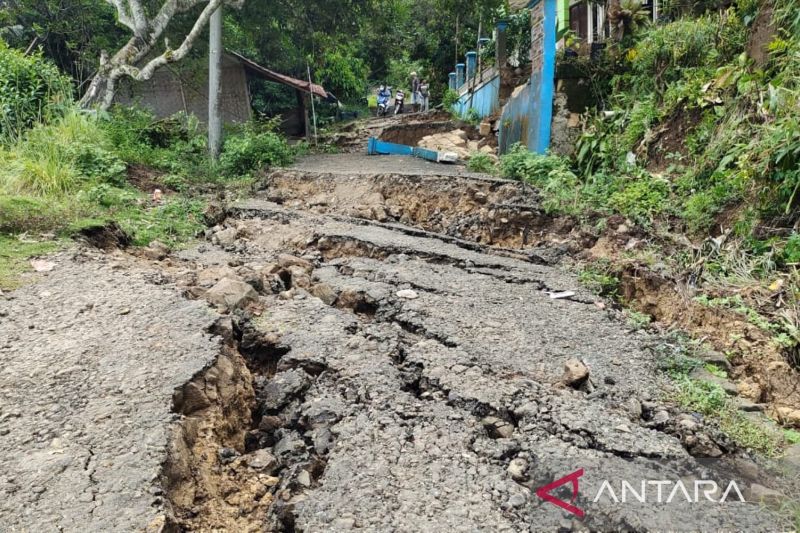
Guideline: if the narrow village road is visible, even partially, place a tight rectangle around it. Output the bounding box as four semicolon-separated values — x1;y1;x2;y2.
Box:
0;154;792;531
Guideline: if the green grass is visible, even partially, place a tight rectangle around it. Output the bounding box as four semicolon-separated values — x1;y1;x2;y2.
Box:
0;106;299;287
784;428;800;445
777;501;800;533
578;261;620;298
658;346;786;457
704;363;729;379
0;234;61;289
660;342;786;456
625;309;652;330
0;111;121;196
114;198;206;248
674;376;783;456
466;152;497;174
0;194;83;233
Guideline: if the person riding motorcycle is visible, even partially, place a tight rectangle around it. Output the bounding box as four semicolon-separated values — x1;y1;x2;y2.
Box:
376;85;391;116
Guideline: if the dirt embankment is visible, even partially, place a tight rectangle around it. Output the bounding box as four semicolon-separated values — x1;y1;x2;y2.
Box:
324;111;468;152
260;169;581;254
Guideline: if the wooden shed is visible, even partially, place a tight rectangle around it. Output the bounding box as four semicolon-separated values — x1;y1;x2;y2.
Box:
114;52;330;136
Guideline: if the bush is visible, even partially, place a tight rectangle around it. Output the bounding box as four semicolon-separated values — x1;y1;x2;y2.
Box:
0;40;72;141
463;107;480;125
627;17;721;93
99;107;207;179
781;233;800;264
608;174;670;224
466;153;496;174
442;89;460;110
218;120;295;178
500;144;570;181
500;145;582;214
0;111;124;195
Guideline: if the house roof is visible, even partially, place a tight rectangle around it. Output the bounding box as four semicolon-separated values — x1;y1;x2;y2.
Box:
228;51;328;99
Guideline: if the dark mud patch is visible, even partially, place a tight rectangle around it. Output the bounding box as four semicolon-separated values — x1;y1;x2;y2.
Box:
127;164;172;194
76;222;132;250
646;107;703;173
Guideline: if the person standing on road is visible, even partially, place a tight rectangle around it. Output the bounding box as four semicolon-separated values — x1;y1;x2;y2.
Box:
419;79;430;112
410;72;421;112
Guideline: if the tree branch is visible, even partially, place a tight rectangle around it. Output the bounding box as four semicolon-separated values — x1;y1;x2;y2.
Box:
98;0;225;108
82;0;244;109
127;0;149;36
105;0;135;32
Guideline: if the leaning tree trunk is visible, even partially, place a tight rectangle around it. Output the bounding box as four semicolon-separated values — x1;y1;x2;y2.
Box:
79;0;242;111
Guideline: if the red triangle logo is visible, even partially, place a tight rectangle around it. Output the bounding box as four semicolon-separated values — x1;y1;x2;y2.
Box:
535;468;585;518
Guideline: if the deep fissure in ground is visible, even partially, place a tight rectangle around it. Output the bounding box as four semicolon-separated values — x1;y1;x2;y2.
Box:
154;196;794;528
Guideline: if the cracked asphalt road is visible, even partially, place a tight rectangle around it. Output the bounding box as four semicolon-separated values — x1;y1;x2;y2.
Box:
0;249;220;531
207;199;782;531
0;156;792;531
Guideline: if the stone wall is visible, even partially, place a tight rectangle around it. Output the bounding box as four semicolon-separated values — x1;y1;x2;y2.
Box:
115;54;252;125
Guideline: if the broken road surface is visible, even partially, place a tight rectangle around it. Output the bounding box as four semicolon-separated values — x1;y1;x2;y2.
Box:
0;155;791;531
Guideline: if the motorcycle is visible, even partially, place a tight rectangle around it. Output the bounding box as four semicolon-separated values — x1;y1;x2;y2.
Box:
376;88;391;117
393;90;405;115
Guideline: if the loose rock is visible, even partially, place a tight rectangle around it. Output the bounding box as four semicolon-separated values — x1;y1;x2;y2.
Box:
507;458;528;482
245;449;278;472
560;359;589;388
277;254;314;272
204;278;258;312
396;289;419;300
309;283;338;305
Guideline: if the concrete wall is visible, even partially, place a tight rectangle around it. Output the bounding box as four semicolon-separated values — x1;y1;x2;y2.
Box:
454;73;500;119
114;54;252;125
498;0;556;154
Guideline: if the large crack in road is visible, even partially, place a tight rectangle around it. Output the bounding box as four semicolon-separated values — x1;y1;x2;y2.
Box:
0;155;795;531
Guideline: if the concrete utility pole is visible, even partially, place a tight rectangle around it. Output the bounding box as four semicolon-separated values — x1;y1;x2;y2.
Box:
208;4;223;160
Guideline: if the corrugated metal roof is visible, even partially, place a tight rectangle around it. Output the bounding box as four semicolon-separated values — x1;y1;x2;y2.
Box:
228;51;329;99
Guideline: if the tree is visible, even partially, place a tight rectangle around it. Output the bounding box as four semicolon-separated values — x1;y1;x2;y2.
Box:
607;0;649;41
607;0;624;41
79;0;245;110
1;0;124;89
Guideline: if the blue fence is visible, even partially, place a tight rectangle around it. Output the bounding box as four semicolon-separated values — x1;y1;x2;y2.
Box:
453;74;500;120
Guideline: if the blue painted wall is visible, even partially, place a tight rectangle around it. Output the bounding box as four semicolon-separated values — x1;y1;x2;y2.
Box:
498;0;557;154
498;82;532;153
454;74;500;120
